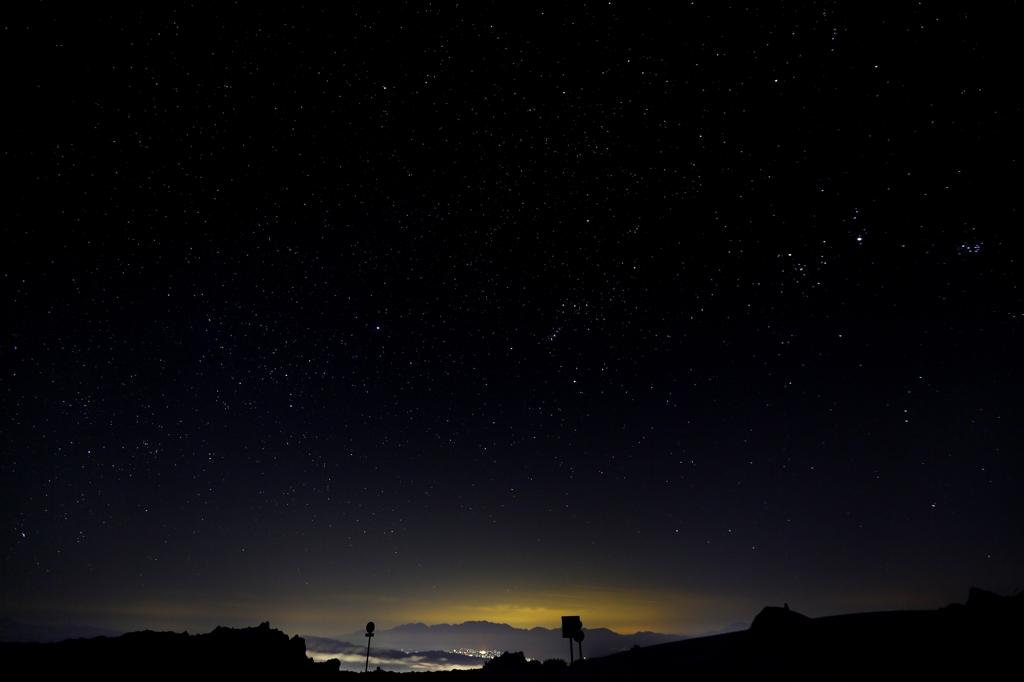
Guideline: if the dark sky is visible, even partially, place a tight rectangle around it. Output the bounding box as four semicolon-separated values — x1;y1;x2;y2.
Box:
3;3;1022;636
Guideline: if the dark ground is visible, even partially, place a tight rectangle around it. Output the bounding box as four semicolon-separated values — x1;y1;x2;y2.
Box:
2;589;1019;681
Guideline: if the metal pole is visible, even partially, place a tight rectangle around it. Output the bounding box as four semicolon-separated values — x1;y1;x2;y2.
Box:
365;636;371;672
578;639;583;661
569;638;574;664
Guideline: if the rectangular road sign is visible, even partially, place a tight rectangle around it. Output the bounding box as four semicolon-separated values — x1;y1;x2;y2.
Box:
561;615;582;638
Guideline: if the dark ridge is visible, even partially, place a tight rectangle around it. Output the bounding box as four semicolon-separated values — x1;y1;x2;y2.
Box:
2;589;1021;679
0;621;340;679
0;618;122;643
748;604;811;632
561;588;1023;681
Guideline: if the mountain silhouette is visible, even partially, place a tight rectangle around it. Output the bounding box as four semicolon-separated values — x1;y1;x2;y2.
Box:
2;589;1020;679
302;634;487;672
748;604;811;633
0;621;340;679
563;588;1023;681
331;620;682;660
0;618;122;643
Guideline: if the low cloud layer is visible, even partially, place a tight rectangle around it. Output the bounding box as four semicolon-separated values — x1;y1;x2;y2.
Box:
303;636;487;673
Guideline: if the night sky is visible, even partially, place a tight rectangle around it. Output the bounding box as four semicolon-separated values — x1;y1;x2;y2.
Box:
3;3;1022;638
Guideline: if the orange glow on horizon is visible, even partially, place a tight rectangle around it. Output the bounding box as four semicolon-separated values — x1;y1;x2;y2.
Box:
30;584;748;637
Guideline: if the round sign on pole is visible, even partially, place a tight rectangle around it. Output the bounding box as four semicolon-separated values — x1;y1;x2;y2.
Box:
573;630;585;643
364;621;376;673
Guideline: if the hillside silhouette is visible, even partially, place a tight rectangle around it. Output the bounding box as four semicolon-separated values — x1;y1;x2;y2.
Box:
0;621;340;679
2;589;1020;680
329;620;680;661
557;587;1024;681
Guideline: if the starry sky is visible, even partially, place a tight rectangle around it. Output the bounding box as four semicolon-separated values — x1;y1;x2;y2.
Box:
3;3;1022;638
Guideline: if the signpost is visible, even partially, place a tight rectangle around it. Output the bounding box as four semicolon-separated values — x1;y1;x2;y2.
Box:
561;616;583;664
364;621;375;672
573;629;585;662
